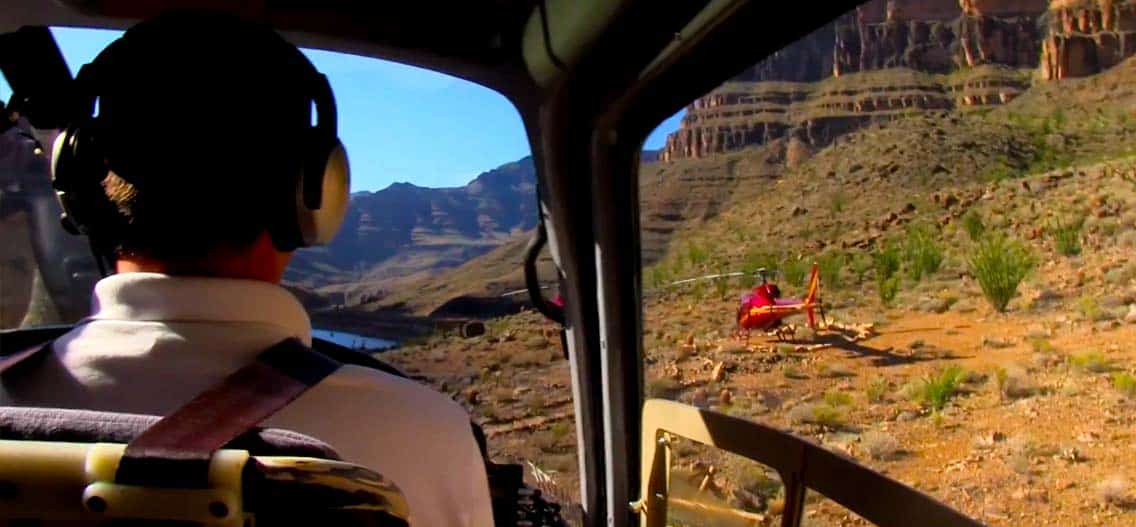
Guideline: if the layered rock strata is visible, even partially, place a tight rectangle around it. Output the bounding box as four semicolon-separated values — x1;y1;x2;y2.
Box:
1042;0;1136;79
663;0;1132;162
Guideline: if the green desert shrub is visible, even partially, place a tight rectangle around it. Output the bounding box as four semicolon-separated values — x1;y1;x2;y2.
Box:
787;403;843;429
816;251;845;290
713;269;733;299
823;390;853;407
848;253;873;284
829;189;849;213
969;234;1036;312
877;276;900;307
1113;372;1136;398
687;243;710;268
1049;216;1084;256
873;243;901;280
962;209;985;241
865;377;889;403
781;256;809;288
873;243;902;306
903;226;944;281
1070;351;1114;373
744;250;780;275
645;264;673;289
919;365;965;411
982;164;1018;183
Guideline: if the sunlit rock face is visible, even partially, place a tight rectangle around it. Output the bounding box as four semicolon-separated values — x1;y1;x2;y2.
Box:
1042;0;1136;79
662;0;1135;162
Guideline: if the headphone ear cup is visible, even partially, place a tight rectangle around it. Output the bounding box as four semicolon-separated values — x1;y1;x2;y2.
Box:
293;138;350;247
51;124;117;238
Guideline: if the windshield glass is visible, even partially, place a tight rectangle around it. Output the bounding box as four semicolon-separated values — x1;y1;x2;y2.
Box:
1;22;583;512
1;26;532;329
640;1;1136;525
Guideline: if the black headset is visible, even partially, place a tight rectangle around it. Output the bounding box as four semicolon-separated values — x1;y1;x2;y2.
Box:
50;22;351;255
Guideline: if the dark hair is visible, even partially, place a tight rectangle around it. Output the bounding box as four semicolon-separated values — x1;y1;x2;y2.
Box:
92;11;319;260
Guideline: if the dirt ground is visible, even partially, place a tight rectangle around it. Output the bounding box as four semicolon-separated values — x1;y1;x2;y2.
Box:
385;289;1136;526
662;307;1136;526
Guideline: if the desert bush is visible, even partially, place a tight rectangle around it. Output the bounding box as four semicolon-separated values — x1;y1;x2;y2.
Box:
687;243;710;268
823;390;853;407
1048;216;1084;256
1070;351;1114;373
781;256;809;288
689;278;708;299
809;405;844;428
962;209;985;241
873;243;901;280
873;243;902;306
982;164;1018;182
848;253;873;284
816;251;844;290
744;250;780;275
816;362;853;378
543;453;577;473
1076;295;1113;322
903;225;944;281
994;365;1037;400
1096;477;1131;506
787;403;843;429
644;264;673;289
511;348;549;367
919;365;965;411
781;365;807;380
865;377;889;403
968;234;1036;312
1030;338;1056;353
1007;434;1035;475
877;276;900;307
713;271;732;299
829;189;849;213
549;420;572;440
523;335;550;350
532;430;564;454
731;467;786;499
861;431;901;461
1112;372;1136;398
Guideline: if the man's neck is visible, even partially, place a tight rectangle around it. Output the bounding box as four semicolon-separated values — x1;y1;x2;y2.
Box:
115;233;292;283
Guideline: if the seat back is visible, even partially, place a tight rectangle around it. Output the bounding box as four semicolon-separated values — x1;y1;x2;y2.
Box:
0;407;410;526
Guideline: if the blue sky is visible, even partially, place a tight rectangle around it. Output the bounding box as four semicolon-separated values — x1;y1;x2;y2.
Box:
0;27;681;192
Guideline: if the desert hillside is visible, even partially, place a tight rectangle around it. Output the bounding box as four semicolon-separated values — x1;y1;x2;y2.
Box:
385;49;1136;526
352;0;1136;319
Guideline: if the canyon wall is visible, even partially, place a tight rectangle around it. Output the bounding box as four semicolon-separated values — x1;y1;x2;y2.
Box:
1043;0;1136;79
662;0;1134;162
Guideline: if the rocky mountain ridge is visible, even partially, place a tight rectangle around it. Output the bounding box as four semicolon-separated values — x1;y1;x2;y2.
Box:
285;156;537;299
662;0;1136;162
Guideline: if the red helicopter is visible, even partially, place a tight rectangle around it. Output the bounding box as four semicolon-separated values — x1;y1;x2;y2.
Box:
736;263;823;342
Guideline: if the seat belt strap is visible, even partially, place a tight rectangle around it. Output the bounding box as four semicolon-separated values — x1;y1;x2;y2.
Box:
0;340;53;376
115;337;342;488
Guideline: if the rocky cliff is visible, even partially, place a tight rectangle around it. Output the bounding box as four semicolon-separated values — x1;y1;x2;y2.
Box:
285;156;537;295
662;0;1134;162
1043;0;1136;79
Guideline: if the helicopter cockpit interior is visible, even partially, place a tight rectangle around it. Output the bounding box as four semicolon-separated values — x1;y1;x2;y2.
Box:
7;0;1131;526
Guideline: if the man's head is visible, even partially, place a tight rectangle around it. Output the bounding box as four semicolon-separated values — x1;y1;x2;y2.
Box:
51;11;349;282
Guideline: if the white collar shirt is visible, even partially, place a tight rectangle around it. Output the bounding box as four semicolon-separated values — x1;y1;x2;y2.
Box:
1;272;493;526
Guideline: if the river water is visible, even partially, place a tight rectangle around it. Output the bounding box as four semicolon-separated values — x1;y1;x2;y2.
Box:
311;329;398;351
